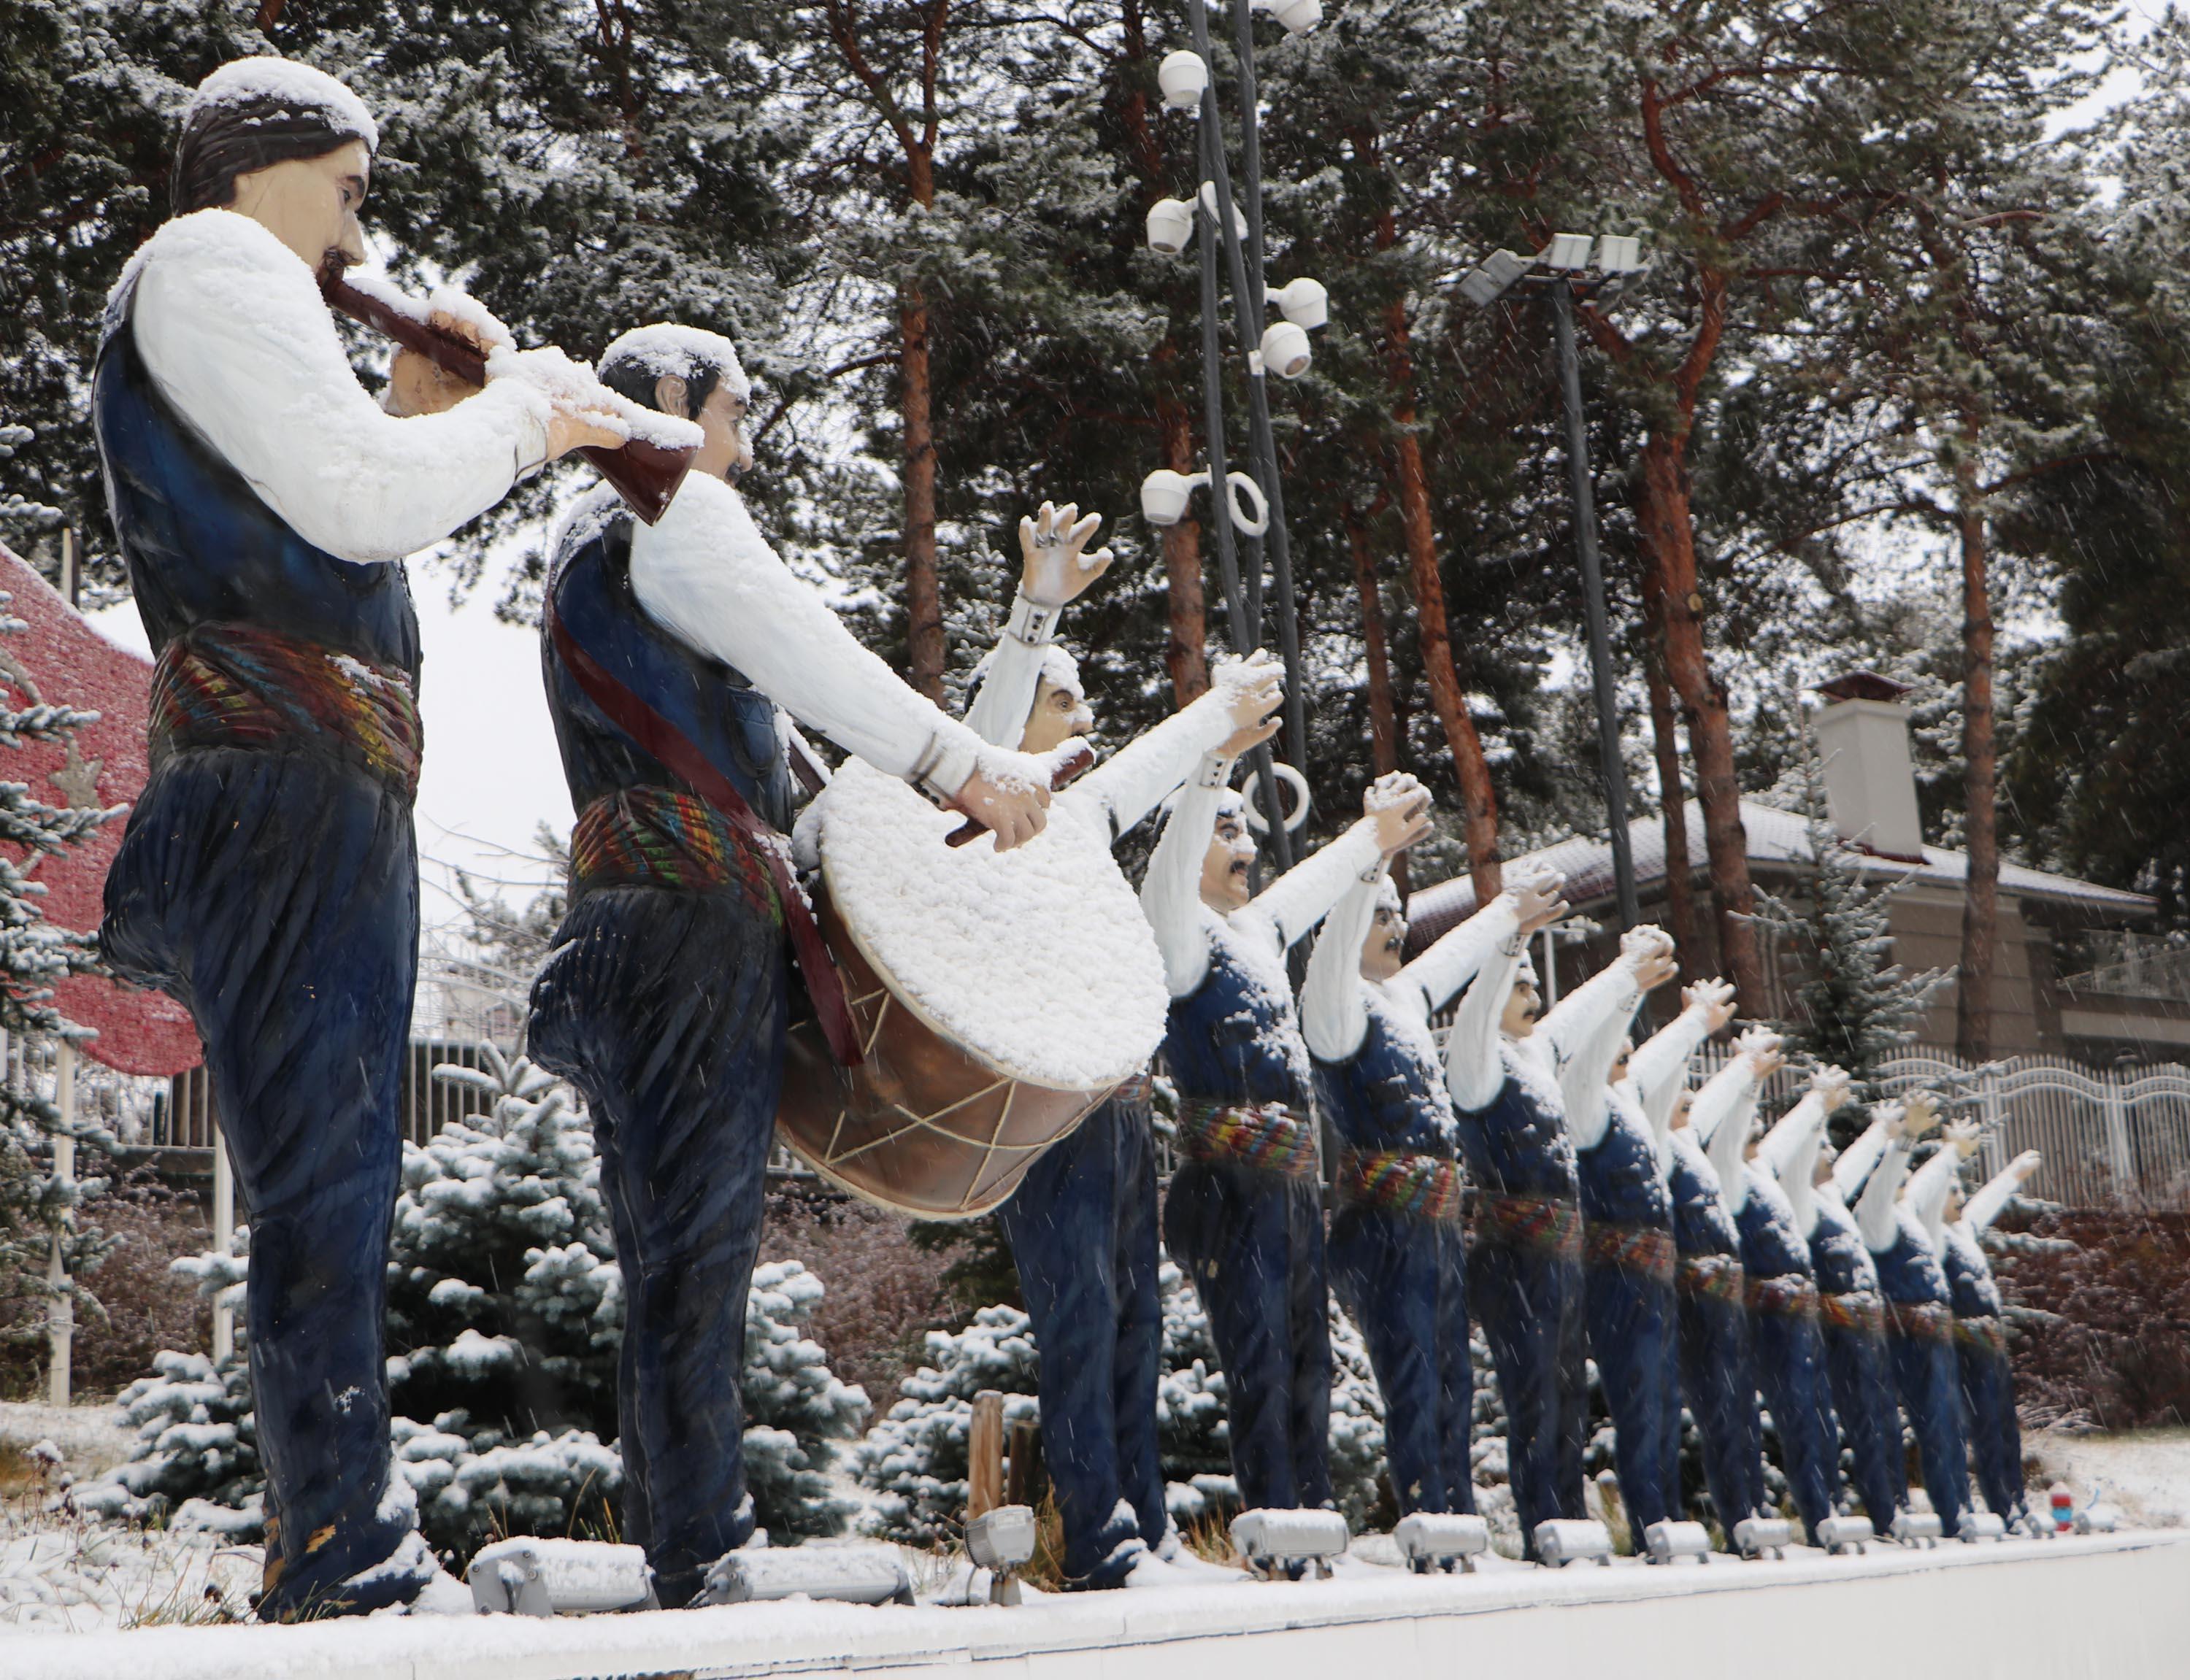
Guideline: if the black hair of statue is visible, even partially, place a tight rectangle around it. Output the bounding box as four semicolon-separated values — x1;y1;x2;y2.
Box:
595;348;726;424
171;95;372;218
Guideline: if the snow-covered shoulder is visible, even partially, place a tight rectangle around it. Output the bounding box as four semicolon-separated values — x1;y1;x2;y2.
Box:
815;757;1168;1089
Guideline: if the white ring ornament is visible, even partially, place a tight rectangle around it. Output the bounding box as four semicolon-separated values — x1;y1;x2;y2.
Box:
1222;470;1269;536
1240;760;1310;836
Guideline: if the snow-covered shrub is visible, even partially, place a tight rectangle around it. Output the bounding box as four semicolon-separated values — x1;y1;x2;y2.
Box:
77;1348;262;1536
1326;1303;1388;1529
742;1258;869;1538
1153;1258;1230;1504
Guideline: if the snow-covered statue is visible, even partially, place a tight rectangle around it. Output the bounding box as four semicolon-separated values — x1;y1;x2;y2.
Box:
94;58;628;1619
1845;1093;1975;1536
1619;984;1764;1546
1556;928;1683;1538
526;323;1058;1606
1147;752;1427;1517
1302;819;1560;1521
1937;1148;2042;1532
1439;871;1596;1560
1754;1067;1906;1531
959;507;1286;1588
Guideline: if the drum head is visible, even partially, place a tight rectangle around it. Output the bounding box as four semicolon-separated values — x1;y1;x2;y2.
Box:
815;758;1169;1090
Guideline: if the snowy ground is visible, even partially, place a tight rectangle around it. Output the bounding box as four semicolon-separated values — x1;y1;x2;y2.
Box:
2028;1424;2190;1527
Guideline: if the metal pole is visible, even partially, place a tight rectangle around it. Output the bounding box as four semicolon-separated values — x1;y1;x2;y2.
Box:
61;528;78;609
47;1039;76;1406
1549;281;1639;930
212;1117;236;1363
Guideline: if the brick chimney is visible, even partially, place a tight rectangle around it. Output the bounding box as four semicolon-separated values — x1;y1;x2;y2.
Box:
1810;671;1924;861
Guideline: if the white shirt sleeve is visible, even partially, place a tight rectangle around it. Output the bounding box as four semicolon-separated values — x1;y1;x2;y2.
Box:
1626;1003;1714;1138
630;473;1030;798
1962;1165;2022;1236
1832;1111;1896;1204
1142;757;1229;998
1542;961;1644;1152
1705;1076;1759;1214
1445;942;1526;1114
1905;1147;1962;1250
129;211;551;566
1690;1058;1759;1150
1395;895;1522;1024
1302;869;1383;1063
1067;688;1238;844
964;593;1060;749
1234;822;1385;955
1856;1136;1914;1253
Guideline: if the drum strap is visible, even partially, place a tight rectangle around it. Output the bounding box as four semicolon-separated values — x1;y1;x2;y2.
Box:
548;603;864;1068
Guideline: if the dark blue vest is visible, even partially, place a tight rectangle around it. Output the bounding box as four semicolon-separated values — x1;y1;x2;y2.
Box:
1941;1229;2003;1319
1577;1093;1672;1230
1311;993;1454;1155
542;495;793;831
1808;1198;1880;1297
1161;931;1313;1111
1872;1213;1951;1307
1665;1133;1739;1257
91;286;419;674
1453;1045;1579;1203
1734;1168;1813;1281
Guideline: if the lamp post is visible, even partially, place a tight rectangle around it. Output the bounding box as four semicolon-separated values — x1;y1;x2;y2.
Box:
1459;234;1645;930
1141;4;1329;870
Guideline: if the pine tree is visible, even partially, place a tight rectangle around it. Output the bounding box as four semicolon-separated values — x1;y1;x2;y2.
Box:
1750;757;1949;1133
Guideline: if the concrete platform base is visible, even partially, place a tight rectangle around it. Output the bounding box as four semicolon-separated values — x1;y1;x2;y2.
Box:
8;1530;2183;1680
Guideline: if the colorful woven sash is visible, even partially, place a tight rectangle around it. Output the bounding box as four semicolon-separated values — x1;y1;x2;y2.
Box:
1175;1098;1319;1180
1745;1273;1821;1318
1583;1221;1677;1284
149;621;421;798
1888;1299;1955;1344
1820;1290;1887;1338
571;786;780;917
1336;1148;1464;1222
1475;1194;1584;1261
1676;1253;1745;1306
1954;1313;2008;1358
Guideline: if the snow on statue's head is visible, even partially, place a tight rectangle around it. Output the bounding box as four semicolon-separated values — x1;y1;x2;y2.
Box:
173;59;378;273
1199;786;1256;915
1360;871;1407;984
599;323;754;482
970;642;1091;754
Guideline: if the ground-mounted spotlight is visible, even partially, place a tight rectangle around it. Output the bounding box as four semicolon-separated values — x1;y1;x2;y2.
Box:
1146;198;1195;255
1272;277;1328;328
1817;1514;1875;1555
696;1544;915;1607
1732;1515;1791;1560
1259;320;1312;379
1231;1507;1348;1579
1534;1518;1614;1568
1959;1511;2008;1544
467;1538;656;1617
1891;1509;1944;1548
2077;1503;2121;1534
964;1504;1038;1606
1643;1519;1713;1565
1393;1511;1489;1575
1159;50;1210;111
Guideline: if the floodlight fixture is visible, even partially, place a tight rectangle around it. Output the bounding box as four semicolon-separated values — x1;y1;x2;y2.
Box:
1231;1507;1348;1580
1272;277;1329;328
1959;1511;2008;1543
1458;248;1529;309
696;1544;915;1607
1534;1518;1614;1568
1817;1514;1874;1555
1141;467;1269;535
1393;1511;1488;1575
1159;50;1210;111
1253;0;1326;34
1146;198;1195;255
1594;234;1644;274
1643;1519;1713;1565
467;1539;655;1617
1732;1515;1792;1560
1542;232;1594;271
1259;320;1312;379
1891;1509;1944;1548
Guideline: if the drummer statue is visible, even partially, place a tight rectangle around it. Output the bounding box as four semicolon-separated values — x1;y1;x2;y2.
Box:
966;509;1284;1587
1148;756;1429;1517
95;58;622;1618
529;322;1059;1606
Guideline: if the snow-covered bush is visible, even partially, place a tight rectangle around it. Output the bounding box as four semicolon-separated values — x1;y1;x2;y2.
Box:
83;1048;867;1565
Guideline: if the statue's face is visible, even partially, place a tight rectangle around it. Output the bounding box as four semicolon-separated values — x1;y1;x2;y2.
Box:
1359;901;1406;983
232;139;370;274
1813;1144;1837;1187
688;381;753;482
1502;974;1541;1038
1199;809;1255;913
1670;1089;1693;1131
1019;675;1093;755
1945;1183;1964;1222
1610;1036;1634;1084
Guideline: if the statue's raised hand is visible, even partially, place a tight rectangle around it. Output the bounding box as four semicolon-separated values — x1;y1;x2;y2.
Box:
1943;1117;1982;1159
1734;1025;1786;1081
1365;771;1432;857
1683;976;1737;1036
1897;1090;1942;1139
1509;866;1569;939
1018;501;1112;607
1621;924;1679;993
1810;1064;1853;1112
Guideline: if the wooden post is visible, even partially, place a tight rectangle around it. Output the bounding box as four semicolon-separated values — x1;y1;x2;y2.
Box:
1006;1417;1041;1508
211;1117;236;1363
60;528;78;608
47;1039;77;1406
968;1390;1004;1520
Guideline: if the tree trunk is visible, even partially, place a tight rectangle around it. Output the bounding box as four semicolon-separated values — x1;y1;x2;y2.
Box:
1637;436;1764;1009
899;287;943;699
1161;396;1209;706
1954;443;1997;1060
1349;504;1406;900
1640;563;1706;979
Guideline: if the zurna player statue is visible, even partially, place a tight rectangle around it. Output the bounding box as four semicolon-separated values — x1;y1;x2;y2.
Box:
964;509;1285;1588
95;58;629;1619
1147;756;1429;1517
527;323;1057;1607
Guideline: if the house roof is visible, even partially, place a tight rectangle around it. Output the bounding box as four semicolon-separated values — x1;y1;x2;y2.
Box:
0;544;200;1077
1407;797;2155;950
